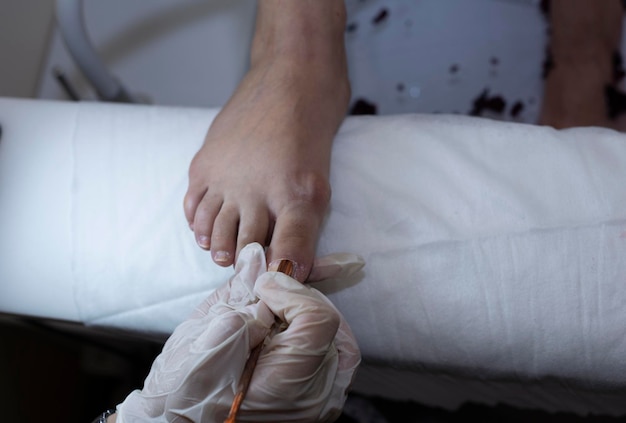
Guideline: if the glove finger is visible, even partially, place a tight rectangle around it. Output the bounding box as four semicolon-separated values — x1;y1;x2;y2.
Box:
318;315;361;422
255;272;340;352
252;272;341;388
143;301;274;394
118;305;267;423
194;301;274;351
333;316;361;374
240;274;349;421
307;252;365;282
163;302;275;421
190;242;268;319
257;273;359;378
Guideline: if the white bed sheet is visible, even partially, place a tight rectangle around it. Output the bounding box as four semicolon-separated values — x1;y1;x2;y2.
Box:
1;97;625;416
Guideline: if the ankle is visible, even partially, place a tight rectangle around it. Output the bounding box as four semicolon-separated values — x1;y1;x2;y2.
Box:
248;57;351;121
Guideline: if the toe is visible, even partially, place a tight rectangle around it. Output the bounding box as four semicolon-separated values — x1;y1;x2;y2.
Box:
267;205;325;282
183;186;207;230
266;173;331;281
192;193;222;250
236;206;271;262
210;203;240;266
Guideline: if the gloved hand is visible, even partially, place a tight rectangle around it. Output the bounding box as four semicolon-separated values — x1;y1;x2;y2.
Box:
115;243;363;423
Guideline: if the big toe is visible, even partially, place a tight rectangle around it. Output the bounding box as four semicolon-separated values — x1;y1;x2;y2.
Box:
267;207;325;282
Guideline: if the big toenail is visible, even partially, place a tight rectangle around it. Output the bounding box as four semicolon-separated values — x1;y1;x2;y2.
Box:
268;259;297;276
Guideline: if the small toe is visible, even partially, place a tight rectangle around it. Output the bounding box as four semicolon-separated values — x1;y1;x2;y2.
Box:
183;186;207;230
210;203;240;266
192;193;222;250
236;207;271;262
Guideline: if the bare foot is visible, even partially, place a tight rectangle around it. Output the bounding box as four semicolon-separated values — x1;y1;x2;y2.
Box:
184;56;349;281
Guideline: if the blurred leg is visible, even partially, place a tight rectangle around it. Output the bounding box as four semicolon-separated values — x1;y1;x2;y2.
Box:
539;0;624;129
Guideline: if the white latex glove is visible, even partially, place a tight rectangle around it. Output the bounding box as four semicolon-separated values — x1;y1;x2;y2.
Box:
116;243;363;423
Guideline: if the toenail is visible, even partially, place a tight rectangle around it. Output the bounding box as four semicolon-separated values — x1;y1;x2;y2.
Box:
268;259;298;277
197;235;210;248
214;251;230;263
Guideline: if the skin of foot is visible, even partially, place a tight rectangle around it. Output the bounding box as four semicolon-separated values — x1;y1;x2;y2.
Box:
538;0;624;130
184;0;350;281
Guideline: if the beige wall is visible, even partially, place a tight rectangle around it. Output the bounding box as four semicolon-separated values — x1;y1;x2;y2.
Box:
0;1;54;98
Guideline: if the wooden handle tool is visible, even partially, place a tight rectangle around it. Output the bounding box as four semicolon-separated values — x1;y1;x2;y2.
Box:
224;259;295;423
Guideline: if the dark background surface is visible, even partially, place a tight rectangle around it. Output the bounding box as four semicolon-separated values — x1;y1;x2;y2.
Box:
0;315;623;423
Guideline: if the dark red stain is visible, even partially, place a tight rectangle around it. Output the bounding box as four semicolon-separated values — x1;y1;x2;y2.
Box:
613;50;625;83
349;98;378;115
542;48;554;79
372;8;389;26
510;101;524;118
469;89;507;116
540;0;551;17
605;85;626;119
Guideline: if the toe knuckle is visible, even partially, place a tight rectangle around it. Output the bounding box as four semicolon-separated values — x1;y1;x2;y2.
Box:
289;172;331;209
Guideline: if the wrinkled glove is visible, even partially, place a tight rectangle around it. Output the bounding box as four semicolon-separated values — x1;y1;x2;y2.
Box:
116;243;363;423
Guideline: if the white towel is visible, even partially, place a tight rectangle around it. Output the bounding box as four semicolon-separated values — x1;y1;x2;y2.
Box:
1;98;625;415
